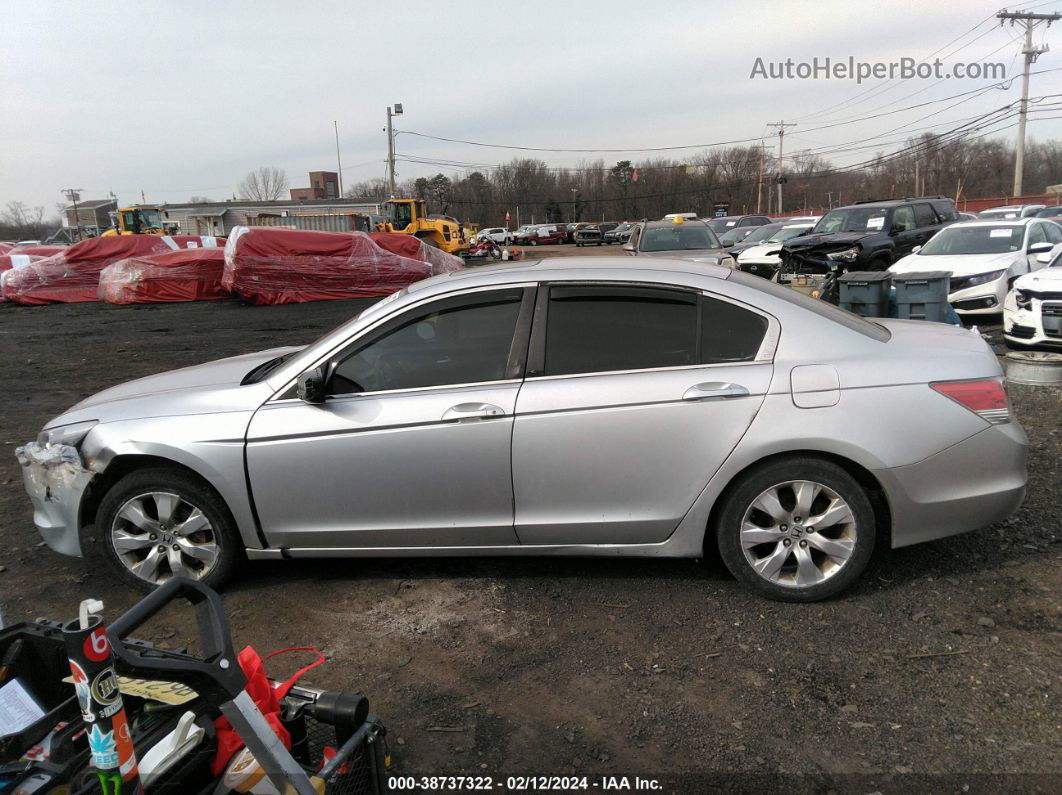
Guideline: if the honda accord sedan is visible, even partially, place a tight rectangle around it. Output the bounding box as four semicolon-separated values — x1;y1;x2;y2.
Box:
16;258;1027;601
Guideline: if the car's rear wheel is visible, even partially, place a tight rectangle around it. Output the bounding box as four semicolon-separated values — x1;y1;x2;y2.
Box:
715;458;875;602
97;468;242;592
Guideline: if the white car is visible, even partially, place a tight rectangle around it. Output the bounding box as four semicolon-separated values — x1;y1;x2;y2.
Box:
889;219;1062;316
1003;248;1062;348
735;223;816;277
978;204;1046;220
477;227;513;245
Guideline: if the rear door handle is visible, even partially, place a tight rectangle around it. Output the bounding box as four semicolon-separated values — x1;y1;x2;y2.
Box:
442;402;506;421
682;382;750;401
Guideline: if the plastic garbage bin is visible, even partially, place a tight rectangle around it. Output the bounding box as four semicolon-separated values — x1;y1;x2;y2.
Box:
839;271;892;318
892;271;951;322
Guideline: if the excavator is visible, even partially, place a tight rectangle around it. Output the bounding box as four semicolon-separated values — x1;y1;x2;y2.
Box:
103;206;179;236
376;198;468;255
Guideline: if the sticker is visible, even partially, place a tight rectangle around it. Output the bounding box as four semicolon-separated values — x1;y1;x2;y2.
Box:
69;660;94;722
112;710;139;780
84;627;110;662
62;674;198;705
87;723;119;769
866;217;885;230
990;228;1015;237
90;669;120;707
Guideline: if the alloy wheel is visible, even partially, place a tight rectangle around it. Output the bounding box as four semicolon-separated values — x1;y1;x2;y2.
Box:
739;480;857;589
110;491;219;585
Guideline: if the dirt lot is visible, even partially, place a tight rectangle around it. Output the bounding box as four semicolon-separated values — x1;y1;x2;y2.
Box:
1;262;1059;792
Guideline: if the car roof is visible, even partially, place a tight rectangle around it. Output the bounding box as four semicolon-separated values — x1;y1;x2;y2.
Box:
642;219;709;228
430;256;732;286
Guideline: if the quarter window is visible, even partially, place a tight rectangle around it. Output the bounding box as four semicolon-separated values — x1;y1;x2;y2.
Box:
542;286;767;377
1044;222;1062;244
330;290;524;394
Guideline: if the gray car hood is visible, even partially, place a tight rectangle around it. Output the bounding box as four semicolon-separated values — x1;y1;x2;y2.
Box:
47;346;303;428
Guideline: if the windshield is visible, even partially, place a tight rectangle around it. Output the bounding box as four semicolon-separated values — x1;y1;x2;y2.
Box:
705;217;739;233
766;225;813;243
979;209;1020;219
639;224;721;252
813;208;888;234
918;225;1024;255
741;223;783;244
718;227;755;245
388;201;413;228
729;269;890;342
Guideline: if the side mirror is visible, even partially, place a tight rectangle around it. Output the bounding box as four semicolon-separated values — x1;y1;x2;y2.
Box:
622;242;636;252
912;245;922;253
1037;252;1053;263
1028;241;1053;254
296;366;327;404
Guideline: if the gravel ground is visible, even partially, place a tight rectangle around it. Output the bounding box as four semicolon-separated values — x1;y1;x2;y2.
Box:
0;275;1058;793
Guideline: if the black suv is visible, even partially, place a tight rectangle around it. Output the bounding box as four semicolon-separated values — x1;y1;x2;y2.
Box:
778;197;957;280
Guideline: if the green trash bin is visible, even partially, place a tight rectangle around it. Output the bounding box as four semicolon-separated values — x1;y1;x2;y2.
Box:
892;271;951;322
839;271;892;318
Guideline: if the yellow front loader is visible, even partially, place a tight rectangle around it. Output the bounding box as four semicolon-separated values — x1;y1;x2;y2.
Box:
376;199;468;255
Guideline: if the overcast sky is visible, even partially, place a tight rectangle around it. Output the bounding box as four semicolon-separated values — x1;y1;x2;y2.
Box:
3;0;1061;211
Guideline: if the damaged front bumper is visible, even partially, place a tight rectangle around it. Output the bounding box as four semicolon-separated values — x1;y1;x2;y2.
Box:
15;441;93;557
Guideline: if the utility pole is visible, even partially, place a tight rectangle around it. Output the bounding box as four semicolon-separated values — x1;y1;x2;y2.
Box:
334;120;344;198
571;187;578;222
767;120;796;213
998;9;1060;196
62;188;83;241
756;141;766;214
385;103;403;196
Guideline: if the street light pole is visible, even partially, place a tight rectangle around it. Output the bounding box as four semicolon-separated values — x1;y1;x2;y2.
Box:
386;103;403;196
334;120;344;198
571;187;577;222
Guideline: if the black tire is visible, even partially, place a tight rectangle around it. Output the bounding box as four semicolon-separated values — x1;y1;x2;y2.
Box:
96;468;243;592
714;457;876;602
596;241;602;246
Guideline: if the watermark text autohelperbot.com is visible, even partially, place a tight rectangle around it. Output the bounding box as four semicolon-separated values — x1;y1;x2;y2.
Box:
750;56;1006;83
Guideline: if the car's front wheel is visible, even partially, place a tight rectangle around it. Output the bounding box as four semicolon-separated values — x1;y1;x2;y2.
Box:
715;458;875;602
96;468;242;592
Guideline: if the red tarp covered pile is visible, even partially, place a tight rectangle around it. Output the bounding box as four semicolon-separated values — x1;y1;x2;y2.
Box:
2;236;221;305
99;246;229;304
221;226;464;305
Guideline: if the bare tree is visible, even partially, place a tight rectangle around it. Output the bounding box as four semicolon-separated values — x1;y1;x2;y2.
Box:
0;201;48;239
238;167;288;201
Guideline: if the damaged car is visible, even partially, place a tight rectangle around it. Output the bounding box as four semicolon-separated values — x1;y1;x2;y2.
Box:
1003;245;1062;348
17;258;1026;602
777;197;957;282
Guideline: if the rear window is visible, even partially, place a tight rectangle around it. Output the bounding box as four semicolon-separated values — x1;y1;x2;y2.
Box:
727;270;891;342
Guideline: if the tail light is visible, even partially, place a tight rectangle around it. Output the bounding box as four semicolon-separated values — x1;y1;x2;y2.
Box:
930;378;1010;424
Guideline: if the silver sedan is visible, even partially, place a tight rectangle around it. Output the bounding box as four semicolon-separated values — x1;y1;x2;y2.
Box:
17;258;1027;601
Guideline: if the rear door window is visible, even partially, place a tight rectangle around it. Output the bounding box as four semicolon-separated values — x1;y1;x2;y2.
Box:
540;285;767;376
914;203;938;228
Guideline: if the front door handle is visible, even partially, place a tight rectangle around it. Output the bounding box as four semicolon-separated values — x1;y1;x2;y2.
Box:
442;402;505;421
682;382;750;401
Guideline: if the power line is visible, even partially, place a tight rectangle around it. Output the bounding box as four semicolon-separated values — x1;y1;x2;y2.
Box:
393;69;1059;155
